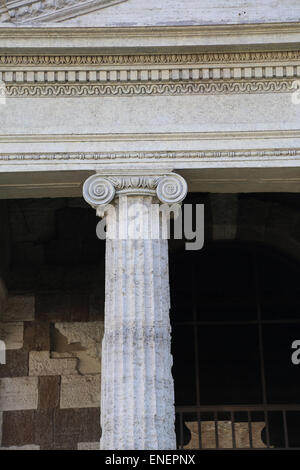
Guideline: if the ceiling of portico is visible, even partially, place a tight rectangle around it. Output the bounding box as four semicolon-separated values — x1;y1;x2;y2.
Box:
1;167;300;200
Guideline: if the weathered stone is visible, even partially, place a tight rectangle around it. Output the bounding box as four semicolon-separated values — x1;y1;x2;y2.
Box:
0;377;38;411
0;349;28;377
23;321;50;351
1;295;35;322
54;322;103;374
0;322;23;350
0;444;40;450
54;408;100;448
29;351;78;376
78;441;100;450
38;376;61;410
60;375;100;409
2;411;35;446
35;410;54;449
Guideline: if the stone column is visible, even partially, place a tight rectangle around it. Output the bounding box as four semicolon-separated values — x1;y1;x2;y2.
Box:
83;172;187;450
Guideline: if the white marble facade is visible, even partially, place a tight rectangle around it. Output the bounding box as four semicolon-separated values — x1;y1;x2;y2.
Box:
0;0;300;450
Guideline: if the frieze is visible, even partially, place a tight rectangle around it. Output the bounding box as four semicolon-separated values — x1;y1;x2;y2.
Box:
1;79;296;97
0;149;300;161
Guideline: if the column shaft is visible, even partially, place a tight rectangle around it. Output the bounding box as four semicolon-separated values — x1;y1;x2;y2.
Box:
101;196;175;449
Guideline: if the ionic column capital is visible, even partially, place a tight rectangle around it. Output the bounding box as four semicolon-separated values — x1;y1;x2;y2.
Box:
82;172;188;210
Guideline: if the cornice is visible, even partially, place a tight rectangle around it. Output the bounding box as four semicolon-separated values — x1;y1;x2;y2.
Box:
1;130;300;143
1;23;300;38
1;23;300;52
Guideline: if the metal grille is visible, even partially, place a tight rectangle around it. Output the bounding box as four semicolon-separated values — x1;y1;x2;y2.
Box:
176;405;300;449
170;243;300;450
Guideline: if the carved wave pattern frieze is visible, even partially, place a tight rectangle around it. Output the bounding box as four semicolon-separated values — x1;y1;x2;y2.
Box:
2;79;297;98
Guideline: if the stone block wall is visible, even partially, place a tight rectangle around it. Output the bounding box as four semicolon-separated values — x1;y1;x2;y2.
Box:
0;293;103;450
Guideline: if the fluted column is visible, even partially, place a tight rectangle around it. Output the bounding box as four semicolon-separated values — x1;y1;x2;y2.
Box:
83;172;187;450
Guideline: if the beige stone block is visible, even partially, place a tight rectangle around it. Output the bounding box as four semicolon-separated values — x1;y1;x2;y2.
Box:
54;322;103;374
60;375;100;409
1;295;35;322
51;351;100;375
0;322;23;350
29;351;78;376
78;442;100;450
0;377;38;411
